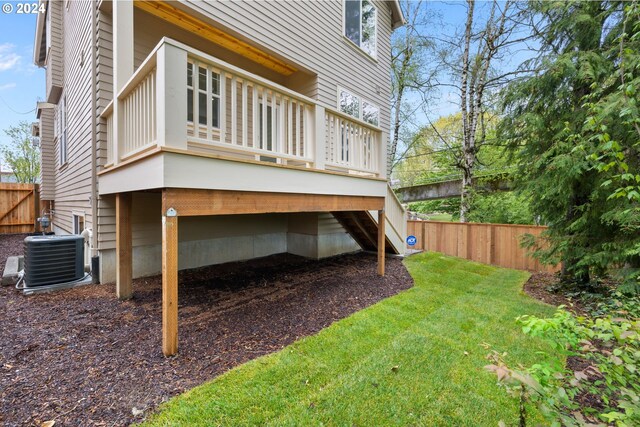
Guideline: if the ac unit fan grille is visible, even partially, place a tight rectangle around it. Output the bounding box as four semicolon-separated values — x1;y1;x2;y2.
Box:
24;236;85;287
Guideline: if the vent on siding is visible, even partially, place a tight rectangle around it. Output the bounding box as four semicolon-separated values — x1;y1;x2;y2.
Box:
24;235;84;287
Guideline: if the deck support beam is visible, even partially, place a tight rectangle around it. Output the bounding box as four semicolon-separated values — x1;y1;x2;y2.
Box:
162;213;179;356
158;188;385;356
116;193;133;299
377;209;385;276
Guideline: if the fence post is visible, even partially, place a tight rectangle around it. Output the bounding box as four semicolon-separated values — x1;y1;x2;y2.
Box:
487;225;495;265
33;184;40;233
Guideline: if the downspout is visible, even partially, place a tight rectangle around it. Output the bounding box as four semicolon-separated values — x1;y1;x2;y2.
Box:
90;0;99;282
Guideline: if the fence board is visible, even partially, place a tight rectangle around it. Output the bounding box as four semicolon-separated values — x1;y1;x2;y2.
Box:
0;183;38;234
407;220;559;273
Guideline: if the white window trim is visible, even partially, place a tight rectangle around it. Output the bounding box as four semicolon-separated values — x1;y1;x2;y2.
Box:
337;87;380;126
342;0;378;60
72;212;85;234
59;95;67;166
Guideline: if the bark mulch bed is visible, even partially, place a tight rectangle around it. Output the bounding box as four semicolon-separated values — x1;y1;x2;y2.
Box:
523;272;588;315
0;234;413;426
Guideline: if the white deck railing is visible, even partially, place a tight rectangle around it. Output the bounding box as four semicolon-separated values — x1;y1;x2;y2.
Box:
121;69;156;159
325;110;379;174
103;38;384;177
385;183;407;245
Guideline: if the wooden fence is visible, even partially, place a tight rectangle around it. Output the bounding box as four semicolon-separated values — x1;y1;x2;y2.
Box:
0;183;39;234
407;220;559;273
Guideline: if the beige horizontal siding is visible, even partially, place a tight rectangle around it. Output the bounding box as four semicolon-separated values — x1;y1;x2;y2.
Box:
50;0;93;235
95;0;395;251
46;0;63;102
39;108;56;200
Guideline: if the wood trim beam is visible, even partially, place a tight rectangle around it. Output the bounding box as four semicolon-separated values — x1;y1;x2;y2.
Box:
162;189;384;216
162;212;179;356
377;209;385;276
98;146;386;183
116;193;133;300
348;212;377;248
135;1;297;76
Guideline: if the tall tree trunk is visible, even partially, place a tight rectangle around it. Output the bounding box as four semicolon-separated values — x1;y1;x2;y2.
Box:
459;0;475;222
389;80;407;176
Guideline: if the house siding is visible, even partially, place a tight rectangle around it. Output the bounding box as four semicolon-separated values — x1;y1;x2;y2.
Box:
181;0;393;130
39;108;56;200
50;0;94;235
39;0;397;278
45;0;63;103
93;0;394;255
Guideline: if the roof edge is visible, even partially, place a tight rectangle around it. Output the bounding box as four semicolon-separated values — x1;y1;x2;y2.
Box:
33;0;47;66
390;0;406;30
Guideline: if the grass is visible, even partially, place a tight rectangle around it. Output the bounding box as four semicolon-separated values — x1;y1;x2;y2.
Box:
142;253;559;426
425;212;454;221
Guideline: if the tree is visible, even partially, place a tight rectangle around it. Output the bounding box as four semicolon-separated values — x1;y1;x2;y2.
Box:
2;121;40;184
389;0;436;174
499;0;639;287
456;0;519;222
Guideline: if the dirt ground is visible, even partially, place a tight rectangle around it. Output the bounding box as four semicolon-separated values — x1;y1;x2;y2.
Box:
0;234;413;426
524;271;586;314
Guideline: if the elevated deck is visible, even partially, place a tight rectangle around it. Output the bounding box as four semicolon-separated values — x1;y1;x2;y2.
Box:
100;38;386;197
101;37;407;357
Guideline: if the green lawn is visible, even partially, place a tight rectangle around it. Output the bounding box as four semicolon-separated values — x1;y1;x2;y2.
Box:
142;253;559;426
425;213;454;221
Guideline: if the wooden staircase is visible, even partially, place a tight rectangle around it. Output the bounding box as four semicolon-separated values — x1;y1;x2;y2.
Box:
332;211;400;254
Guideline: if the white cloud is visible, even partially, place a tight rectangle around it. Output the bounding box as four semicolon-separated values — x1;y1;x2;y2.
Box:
0;83;16;91
0;43;21;72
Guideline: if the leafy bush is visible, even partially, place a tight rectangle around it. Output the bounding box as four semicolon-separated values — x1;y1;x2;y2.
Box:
408;192;535;225
486;298;640;426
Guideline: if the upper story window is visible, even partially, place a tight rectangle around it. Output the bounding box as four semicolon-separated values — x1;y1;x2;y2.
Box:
338;88;380;126
344;0;377;58
187;62;221;128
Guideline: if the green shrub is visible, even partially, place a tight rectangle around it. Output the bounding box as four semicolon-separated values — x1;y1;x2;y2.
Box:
486;297;640;426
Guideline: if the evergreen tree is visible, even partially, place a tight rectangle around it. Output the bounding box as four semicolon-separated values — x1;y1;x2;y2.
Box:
500;1;639;287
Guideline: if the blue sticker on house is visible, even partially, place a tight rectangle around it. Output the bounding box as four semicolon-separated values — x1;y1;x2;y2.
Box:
406;235;417;246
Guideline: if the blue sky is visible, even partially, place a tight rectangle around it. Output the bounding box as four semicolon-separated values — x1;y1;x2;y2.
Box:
0;5;44;149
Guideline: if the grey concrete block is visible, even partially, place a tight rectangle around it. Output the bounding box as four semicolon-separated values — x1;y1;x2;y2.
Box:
2;255;23;286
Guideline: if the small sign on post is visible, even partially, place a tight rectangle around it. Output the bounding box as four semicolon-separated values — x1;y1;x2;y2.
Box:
406;235;417;246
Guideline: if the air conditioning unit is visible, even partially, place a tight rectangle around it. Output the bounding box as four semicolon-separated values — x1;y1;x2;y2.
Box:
24;235;84;287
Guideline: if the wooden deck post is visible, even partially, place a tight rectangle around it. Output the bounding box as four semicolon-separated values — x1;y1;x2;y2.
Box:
377;209;385;276
116;193;132;300
162;213;179;356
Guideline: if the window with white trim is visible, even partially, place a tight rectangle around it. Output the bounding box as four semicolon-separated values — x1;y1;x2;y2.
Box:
72;213;84;235
338;88;380;126
59;95;67;165
344;0;377;58
187;62;221;128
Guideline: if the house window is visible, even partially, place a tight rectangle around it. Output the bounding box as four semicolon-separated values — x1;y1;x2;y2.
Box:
187;62;220;128
362;100;379;126
338;88;380;126
344;0;377;58
339;88;360;118
72;214;84;234
59;95;67;165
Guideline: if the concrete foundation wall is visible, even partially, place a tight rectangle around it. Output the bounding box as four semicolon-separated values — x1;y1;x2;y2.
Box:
98;210;359;284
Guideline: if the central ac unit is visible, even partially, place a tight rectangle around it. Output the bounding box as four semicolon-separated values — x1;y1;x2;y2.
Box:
24;235;84;287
